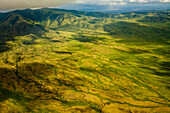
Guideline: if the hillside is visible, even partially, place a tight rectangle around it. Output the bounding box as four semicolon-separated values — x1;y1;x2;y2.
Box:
0;8;170;113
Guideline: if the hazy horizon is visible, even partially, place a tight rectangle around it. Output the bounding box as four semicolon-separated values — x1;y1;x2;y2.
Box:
59;2;170;13
0;0;170;13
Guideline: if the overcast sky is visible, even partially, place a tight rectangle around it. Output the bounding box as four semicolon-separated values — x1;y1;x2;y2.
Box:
0;0;170;10
77;0;170;5
0;0;75;10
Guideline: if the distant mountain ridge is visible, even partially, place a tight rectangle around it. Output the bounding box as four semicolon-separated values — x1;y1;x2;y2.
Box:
0;8;169;36
0;8;169;53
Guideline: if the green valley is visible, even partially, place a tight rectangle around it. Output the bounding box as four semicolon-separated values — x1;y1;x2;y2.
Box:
0;8;170;113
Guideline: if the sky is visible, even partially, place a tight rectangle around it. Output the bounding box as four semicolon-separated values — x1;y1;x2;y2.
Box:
0;0;75;10
76;0;170;5
75;0;170;6
0;0;170;12
60;0;170;13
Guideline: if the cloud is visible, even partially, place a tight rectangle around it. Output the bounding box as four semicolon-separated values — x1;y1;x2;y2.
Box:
0;0;75;10
76;0;170;5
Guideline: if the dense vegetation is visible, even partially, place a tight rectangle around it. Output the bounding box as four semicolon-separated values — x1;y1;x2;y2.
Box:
0;8;170;113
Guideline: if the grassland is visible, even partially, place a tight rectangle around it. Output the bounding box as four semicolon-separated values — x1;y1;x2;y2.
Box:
0;9;170;113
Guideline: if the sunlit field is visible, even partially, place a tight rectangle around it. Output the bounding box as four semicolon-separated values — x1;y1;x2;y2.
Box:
0;9;170;112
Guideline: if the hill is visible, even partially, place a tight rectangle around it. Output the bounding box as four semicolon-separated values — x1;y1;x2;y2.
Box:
0;8;170;113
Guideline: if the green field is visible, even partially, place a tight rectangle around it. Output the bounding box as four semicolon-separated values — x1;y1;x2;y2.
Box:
0;8;170;113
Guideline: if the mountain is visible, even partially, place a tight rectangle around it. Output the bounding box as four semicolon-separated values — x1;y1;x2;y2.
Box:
0;8;170;113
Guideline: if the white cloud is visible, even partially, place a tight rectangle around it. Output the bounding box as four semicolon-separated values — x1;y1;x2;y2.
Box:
1;0;169;10
0;0;75;10
76;0;170;5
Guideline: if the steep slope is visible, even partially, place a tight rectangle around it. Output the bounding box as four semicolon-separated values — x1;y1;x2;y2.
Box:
0;8;114;53
0;13;45;36
0;12;46;53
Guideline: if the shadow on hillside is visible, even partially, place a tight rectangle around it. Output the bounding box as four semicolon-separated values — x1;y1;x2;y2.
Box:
0;15;46;53
103;21;170;44
0;31;45;53
140;61;170;77
0;34;16;53
0;62;56;111
0;88;27;102
0;62;55;92
155;61;170;76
